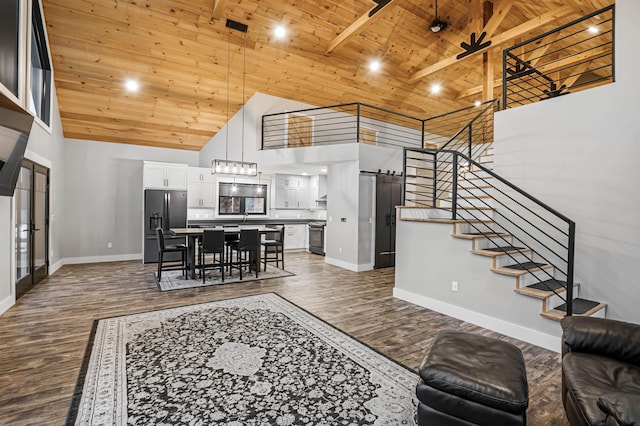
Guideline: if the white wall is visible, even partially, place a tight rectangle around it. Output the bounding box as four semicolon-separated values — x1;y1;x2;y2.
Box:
62;139;198;262
325;161;360;269
0;87;65;314
494;0;640;324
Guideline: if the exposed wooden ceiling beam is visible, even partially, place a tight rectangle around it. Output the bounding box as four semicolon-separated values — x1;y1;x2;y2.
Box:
456;32;560;99
561;61;592;89
211;0;227;19
408;5;575;84
325;0;400;55
483;0;516;38
456;43;608;99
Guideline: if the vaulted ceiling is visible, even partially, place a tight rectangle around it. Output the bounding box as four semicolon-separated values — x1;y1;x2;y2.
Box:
42;0;612;151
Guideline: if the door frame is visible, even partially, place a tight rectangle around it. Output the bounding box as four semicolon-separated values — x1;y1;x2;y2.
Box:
14;158;49;299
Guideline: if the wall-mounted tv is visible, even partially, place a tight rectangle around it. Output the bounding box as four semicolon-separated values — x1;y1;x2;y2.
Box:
0;107;34;197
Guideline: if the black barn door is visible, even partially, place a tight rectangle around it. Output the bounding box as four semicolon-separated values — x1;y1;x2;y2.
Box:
375;175;403;268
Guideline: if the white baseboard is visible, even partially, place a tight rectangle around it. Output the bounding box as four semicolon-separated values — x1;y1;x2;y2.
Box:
393;287;561;352
324;257;373;272
49;259;64;275
0;294;15;316
63;253;142;265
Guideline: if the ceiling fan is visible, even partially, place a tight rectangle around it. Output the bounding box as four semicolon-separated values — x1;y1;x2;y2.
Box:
430;0;448;33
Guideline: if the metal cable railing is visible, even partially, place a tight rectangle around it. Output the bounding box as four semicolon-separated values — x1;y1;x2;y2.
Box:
503;5;614;109
261;102;424;150
402;148;576;315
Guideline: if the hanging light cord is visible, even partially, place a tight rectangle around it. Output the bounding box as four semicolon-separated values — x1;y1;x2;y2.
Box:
435;0;438;18
225;28;230;162
241;30;247;164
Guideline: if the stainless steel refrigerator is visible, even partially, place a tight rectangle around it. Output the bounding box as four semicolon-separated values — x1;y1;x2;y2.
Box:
143;189;187;263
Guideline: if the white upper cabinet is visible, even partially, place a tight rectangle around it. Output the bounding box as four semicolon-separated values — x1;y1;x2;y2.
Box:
143;162;188;190
187;167;216;208
188;167;215;184
275;174;312;209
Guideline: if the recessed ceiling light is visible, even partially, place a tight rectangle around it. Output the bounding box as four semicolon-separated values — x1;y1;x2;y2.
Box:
302;172;308;176
320;168;327;173
430;83;442;95
274;25;286;39
587;26;599;34
124;79;139;92
474;100;482;107
369;60;381;72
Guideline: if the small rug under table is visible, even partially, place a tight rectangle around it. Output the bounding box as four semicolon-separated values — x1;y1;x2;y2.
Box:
155;265;294;291
68;293;418;425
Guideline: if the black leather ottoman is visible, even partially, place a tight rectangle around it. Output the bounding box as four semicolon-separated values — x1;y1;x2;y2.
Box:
416;331;529;426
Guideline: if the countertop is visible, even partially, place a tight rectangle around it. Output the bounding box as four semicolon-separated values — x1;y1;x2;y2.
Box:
188;219;326;227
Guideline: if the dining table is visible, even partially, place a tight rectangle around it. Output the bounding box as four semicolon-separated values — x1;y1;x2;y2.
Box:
169;226;280;279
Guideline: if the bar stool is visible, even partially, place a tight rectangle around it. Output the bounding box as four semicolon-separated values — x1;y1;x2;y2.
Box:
155;227;187;281
262;225;285;271
200;229;225;283
228;229;260;280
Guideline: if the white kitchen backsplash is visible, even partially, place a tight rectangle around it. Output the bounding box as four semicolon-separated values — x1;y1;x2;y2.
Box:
269;208;326;220
188;207;326;221
188;208;216;220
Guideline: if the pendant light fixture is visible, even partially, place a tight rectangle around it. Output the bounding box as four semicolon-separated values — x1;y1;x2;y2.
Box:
430;0;448;33
212;19;257;177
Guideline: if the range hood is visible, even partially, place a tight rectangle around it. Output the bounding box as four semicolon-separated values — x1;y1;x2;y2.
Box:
0;104;34;197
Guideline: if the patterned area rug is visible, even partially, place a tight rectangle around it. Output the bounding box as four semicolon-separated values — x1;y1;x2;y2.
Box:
155;265;294;291
68;293;418;425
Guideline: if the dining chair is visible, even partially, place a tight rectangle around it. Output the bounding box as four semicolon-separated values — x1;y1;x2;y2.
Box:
155;227;187;281
228;228;260;280
222;224;240;272
199;229;225;283
261;225;285;271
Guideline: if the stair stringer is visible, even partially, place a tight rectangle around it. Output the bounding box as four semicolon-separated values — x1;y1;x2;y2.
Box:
393;218;563;350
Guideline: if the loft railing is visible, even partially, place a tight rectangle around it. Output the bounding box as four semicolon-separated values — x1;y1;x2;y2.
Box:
401;99;499;206
261;100;498;152
502;5;614;109
261;102;424;150
423;99;497;150
403;148;576;315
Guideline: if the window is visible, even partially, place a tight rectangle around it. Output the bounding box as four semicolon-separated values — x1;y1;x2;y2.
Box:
218;183;268;215
29;0;52;126
0;0;20;97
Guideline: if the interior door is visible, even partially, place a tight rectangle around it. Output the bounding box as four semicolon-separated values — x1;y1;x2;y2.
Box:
374;175;403;269
14;160;49;299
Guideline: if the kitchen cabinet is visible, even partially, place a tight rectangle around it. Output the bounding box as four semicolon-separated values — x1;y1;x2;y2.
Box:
188;181;216;208
274;174;313;209
144;162;188;190
187;167;216;208
188;167;215;184
284;224;307;250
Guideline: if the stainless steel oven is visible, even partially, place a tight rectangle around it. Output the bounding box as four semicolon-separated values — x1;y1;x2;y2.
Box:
308;222;325;256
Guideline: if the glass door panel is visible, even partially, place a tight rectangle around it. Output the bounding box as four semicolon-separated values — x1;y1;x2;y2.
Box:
33;167;47;281
15;166;32;295
14;160;49;299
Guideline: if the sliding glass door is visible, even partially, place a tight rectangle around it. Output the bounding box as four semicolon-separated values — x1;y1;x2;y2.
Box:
15;159;49;299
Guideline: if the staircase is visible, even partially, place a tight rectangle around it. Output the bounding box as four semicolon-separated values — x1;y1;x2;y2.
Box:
401;143;606;321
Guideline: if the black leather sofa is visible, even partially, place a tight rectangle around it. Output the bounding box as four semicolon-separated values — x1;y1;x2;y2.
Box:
561;316;640;426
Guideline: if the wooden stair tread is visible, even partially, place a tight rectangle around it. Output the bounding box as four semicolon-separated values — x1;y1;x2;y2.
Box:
471;246;530;257
443;195;492;200
491;262;553;276
515;279;569;299
540;299;607;321
453;232;511;240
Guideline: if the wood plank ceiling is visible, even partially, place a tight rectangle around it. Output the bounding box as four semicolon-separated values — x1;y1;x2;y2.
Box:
42;0;613;151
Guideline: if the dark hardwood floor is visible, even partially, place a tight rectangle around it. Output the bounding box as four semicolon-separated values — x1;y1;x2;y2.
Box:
0;252;569;425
